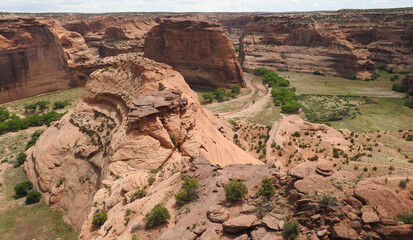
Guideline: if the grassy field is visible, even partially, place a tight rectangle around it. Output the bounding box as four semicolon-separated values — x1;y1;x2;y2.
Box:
1;87;84;115
277;71;413;132
0;166;78;240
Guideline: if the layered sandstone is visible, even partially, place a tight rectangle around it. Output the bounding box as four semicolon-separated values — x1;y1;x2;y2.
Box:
24;56;260;232
63;16;157;57
0;17;95;103
144;20;246;89
240;11;413;79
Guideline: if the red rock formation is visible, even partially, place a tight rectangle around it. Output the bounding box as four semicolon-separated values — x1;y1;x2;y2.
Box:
24;56;260;232
240;11;413;79
63;16;157;57
144;20;246;89
0;17;95;103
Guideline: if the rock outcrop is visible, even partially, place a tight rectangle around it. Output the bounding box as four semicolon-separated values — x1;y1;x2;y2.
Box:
0;17;95;103
63;16;157;57
144;20;246;89
24;56;260;234
240;11;413;79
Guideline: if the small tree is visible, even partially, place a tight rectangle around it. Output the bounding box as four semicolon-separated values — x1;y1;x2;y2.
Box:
231;84;241;95
224;180;248;202
257;177;275;200
92;211;108;227
213;88;227;101
14;181;33;199
14;152;27;167
282;220;300;240
25;191;41;204
145;204;170;228
202;93;214;103
174;177;200;205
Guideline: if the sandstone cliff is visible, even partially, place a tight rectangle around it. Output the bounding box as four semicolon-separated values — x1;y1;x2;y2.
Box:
144;20;246;89
240;11;413;79
0;17;95;103
24;56;260;232
63;16;157;57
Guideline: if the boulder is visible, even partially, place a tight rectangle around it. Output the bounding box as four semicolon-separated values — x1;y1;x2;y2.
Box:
222;215;260;233
262;212;285;230
361;205;380;224
331;223;358;240
316;162;333;176
207;205;230;223
376;224;413;240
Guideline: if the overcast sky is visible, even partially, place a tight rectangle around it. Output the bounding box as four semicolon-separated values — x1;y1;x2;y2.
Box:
1;0;412;13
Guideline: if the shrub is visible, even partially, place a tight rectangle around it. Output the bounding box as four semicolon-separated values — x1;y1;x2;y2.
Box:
26;130;44;150
231;84;241;95
53;100;70;109
174;177;200;205
92;211;108;227
377;64;387;71
406;135;413;141
257;177;275;200
282;220;300;240
397;212;413;224
148;176;155;185
145;204;171;228
253;67;272;76
0;107;10;122
390;75;399;81
14;152;27;167
319;194;338;208
213;88;227;101
130;189;146;202
406;98;413;109
169;134;178;146
313;70;325;76
25;191;41;204
202;93;214;103
292;131;301;137
392;83;404;92
14;181;33;199
36;101;50;111
399;179;408;188
281;101;301;113
234;45;239;52
224;180;248;202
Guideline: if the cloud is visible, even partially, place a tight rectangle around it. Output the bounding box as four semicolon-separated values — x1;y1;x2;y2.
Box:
0;0;411;13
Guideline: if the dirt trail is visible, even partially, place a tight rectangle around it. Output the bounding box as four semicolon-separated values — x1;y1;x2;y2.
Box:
204;73;271;120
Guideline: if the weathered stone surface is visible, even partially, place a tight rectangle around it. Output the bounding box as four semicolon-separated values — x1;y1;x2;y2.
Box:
331;223;358;240
0;17;95;103
376;224;413;240
144;20;246;89
361;205;380;224
251;227;268;240
262;212;284;230
207;205;230;223
289;162;317;179
294;174;333;195
316;162;333;176
222;215;260;233
240;12;413;79
354;178;413;219
344;197;363;210
240;204;257;214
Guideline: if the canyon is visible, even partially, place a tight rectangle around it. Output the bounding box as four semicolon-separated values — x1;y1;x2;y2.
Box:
240;11;413;79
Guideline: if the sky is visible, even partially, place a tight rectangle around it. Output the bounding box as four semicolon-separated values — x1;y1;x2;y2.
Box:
0;0;412;13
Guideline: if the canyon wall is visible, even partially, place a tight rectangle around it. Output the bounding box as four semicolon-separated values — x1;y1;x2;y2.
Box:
63;16;157;57
240;11;413;79
0;17;95;103
144;20;246;89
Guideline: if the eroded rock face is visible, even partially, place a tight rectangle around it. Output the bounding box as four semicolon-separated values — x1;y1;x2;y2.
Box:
144;20;246;89
0;17;94;103
24;56;260;232
63;16;157;57
240;12;413;79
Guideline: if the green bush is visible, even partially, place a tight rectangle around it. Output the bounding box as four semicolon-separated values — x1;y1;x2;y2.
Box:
257;177;275;200
0;107;10;122
405;98;413;109
25;191;42;204
174;177;200;205
282;220;300;240
14;152;27;167
231;84;241;95
53;100;70;109
14;181;33;199
26;130;44;150
36;101;50;111
145;204;171;228
319;194;338;208
148;176;155;185
397;212;413;224
92;211;108;227
202;93;214;103
224;180;248;202
392;83;404;92
234;45;239;52
390;75;399;81
253;67;272;76
213;88;227;101
313;70;325;76
377;64;387;71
